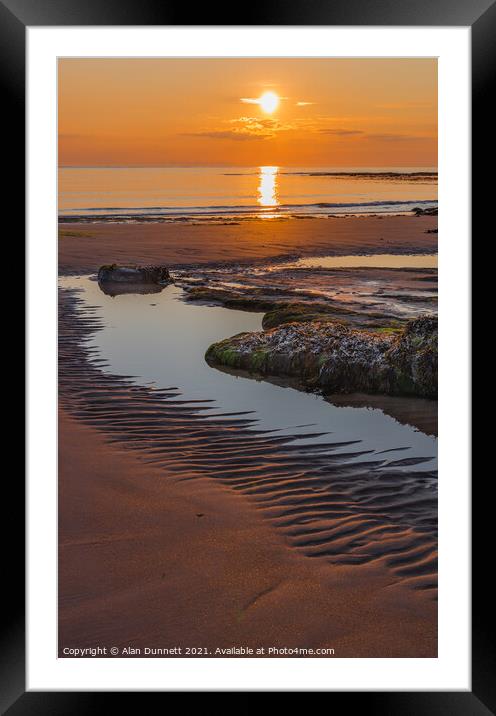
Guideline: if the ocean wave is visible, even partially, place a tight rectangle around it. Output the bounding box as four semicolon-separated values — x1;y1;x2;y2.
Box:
59;199;437;221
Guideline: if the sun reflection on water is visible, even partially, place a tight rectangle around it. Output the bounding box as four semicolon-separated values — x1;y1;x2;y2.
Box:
257;166;279;213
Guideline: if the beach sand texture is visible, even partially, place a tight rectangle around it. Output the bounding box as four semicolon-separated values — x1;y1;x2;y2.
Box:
59;407;436;657
59;215;437;274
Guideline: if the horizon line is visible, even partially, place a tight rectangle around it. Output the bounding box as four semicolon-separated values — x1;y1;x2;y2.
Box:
58;164;439;170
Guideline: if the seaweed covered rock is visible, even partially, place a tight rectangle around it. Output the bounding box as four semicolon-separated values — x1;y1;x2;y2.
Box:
385;316;437;398
262;303;347;330
206;315;437;399
207;322;394;388
98;264;171;284
318;329;395;394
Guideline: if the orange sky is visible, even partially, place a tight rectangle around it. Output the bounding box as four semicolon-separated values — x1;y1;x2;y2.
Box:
58;58;437;168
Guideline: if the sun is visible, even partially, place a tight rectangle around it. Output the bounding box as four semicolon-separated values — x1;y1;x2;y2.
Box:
259;91;279;114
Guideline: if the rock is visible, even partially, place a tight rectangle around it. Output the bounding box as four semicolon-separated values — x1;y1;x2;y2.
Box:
318;327;395;394
185;288;400;331
184;286;274;312
385;316;437;398
262;303;346;330
412;206;438;216
98;264;171;284
206;315;437;399
206;322;394;389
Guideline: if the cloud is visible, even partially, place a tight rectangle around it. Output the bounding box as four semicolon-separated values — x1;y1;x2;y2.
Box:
182;130;262;142
228;117;279;139
240;98;260;105
296;101;314;107
236;116;296;135
377;102;433;110
319;128;364;136
182;116;294;142
365;133;430;142
315;128;433;142
231;116;287;130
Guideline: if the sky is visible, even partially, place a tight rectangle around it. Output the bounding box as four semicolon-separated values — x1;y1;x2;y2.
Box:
58;58;437;168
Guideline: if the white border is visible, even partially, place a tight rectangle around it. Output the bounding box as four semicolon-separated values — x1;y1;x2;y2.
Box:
27;27;471;691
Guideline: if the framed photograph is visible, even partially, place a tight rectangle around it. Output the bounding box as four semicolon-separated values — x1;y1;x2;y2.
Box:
4;0;484;707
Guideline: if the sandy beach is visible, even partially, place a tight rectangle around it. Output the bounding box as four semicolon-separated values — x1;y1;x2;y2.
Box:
58;213;437;658
59;409;436;658
59;215;437;274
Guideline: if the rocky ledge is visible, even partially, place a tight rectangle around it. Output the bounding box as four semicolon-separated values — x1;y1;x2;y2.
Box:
206;315;437;399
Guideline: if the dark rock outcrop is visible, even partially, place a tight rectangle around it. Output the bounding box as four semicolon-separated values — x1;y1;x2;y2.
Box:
384;316;437;398
98;264;171;284
412;206;438;216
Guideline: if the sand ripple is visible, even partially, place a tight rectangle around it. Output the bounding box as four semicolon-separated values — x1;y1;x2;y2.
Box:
59;288;437;598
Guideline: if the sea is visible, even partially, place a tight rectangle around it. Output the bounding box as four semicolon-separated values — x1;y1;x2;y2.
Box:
58;166;437;222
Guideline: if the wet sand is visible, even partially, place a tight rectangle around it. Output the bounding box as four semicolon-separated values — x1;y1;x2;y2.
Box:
59;407;437;657
59;215;437;274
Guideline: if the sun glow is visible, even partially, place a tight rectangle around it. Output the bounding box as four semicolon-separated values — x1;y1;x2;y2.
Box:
259;91;279;114
258;166;279;209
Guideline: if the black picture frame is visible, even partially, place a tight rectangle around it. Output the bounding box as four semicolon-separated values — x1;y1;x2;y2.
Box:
4;0;482;709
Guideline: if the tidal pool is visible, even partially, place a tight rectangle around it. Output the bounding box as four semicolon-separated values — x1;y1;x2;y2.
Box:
59;276;437;470
276;253;438;270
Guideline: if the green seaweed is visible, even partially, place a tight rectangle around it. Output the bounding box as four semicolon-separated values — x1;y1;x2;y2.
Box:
391;369;417;395
373;326;403;335
262;303;347;330
205;336;246;369
249;350;269;372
